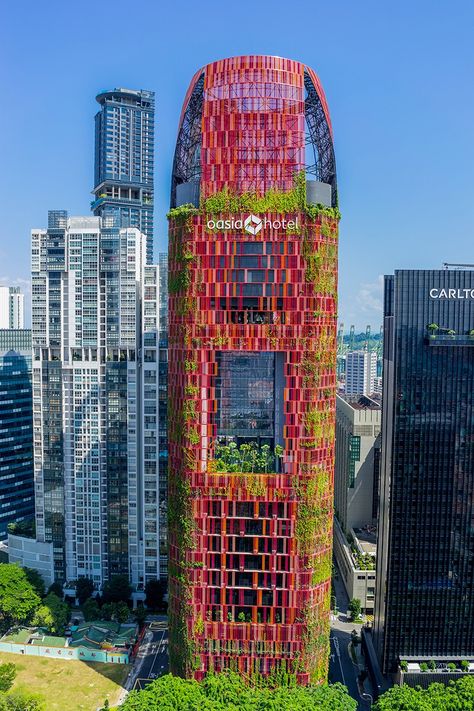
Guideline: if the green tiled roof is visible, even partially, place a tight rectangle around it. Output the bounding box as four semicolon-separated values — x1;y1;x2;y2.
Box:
2;623;137;652
31;635;65;648
2;629;30;644
69;622;137;650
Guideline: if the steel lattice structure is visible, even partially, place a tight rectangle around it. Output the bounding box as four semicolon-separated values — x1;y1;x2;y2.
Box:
171;73;205;208
304;72;337;207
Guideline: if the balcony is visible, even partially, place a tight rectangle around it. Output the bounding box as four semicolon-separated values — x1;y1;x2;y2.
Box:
425;334;474;347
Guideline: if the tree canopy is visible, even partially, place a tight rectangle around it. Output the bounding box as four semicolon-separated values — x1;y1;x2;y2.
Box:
100;602;129;623
75;577;94;605
144;580;166;610
0;564;41;627
102;575;132;604
33;593;69;634
82;598;101;622
374;676;474;711
23;569;45;599
116;672;357;710
348;598;362;621
0;664;16;693
0;690;44;710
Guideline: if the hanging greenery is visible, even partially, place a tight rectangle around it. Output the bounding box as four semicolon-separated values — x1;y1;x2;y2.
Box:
208;440;283;474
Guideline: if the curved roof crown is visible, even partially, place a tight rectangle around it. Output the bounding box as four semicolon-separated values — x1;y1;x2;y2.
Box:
171;55;336;207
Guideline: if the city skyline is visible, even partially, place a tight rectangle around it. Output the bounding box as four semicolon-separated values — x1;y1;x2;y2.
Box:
1;4;474;709
1;0;474;330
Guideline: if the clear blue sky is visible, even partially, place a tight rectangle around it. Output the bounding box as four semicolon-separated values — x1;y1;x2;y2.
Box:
1;0;473;329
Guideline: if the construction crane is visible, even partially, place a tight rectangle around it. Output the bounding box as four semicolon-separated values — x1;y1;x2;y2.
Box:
365;325;371;352
337;322;345;356
349;325;355;352
376;325;383;358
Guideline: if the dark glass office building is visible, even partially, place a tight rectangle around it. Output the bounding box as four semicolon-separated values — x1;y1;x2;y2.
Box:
0;329;34;538
374;269;474;673
92;88;155;263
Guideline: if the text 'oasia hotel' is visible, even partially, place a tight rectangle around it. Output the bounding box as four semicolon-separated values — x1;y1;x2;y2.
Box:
168;55;339;683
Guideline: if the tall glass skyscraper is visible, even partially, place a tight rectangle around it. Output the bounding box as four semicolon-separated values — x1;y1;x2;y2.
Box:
374;268;474;673
168;55;338;683
92;88;155;264
0;329;34;539
30;211;163;587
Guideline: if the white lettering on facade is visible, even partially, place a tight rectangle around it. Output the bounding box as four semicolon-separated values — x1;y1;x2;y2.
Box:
206;215;299;235
429;288;474;299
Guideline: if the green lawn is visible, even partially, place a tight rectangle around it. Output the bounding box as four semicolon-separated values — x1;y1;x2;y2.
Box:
0;652;129;710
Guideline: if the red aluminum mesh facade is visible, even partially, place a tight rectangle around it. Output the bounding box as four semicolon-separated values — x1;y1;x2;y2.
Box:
201;56;304;197
168;56;338;684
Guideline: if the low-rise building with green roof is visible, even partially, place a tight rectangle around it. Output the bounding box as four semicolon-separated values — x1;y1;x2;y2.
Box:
0;623;138;664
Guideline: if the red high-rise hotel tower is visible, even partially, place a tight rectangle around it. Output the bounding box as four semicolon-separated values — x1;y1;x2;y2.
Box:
168;55;338;683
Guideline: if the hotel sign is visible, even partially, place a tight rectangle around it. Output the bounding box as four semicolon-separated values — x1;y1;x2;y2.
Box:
429;288;474;299
206;214;299;235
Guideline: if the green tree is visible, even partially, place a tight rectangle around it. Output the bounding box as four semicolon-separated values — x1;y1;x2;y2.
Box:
374;676;474;711
100;603;114;621
82;598;100;622
0;664;16;692
0;690;44;710
0;564;40;627
32;604;53;630
348;597;362;621
23;569;45;599
75;577;94;605
101;601;129;623
6;519;35;539
34;593;69;634
102;575;131;604
117;672;357;710
42;593;69;633
374;685;432;711
144;579;166;610
47;582;63;598
114;601;129;623
133;605;147;627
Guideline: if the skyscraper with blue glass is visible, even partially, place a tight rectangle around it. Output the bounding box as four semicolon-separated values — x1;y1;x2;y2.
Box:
92;88;155;263
0;329;34;539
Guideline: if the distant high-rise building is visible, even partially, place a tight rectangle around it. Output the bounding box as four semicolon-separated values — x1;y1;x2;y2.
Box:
374;269;474;673
335;394;381;532
92;88;155;263
345;350;377;396
157;252;168;577
0;329;34;539
0;286;24;329
373;375;382;395
333;394;380;612
30;211;163;586
168;55;338;683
